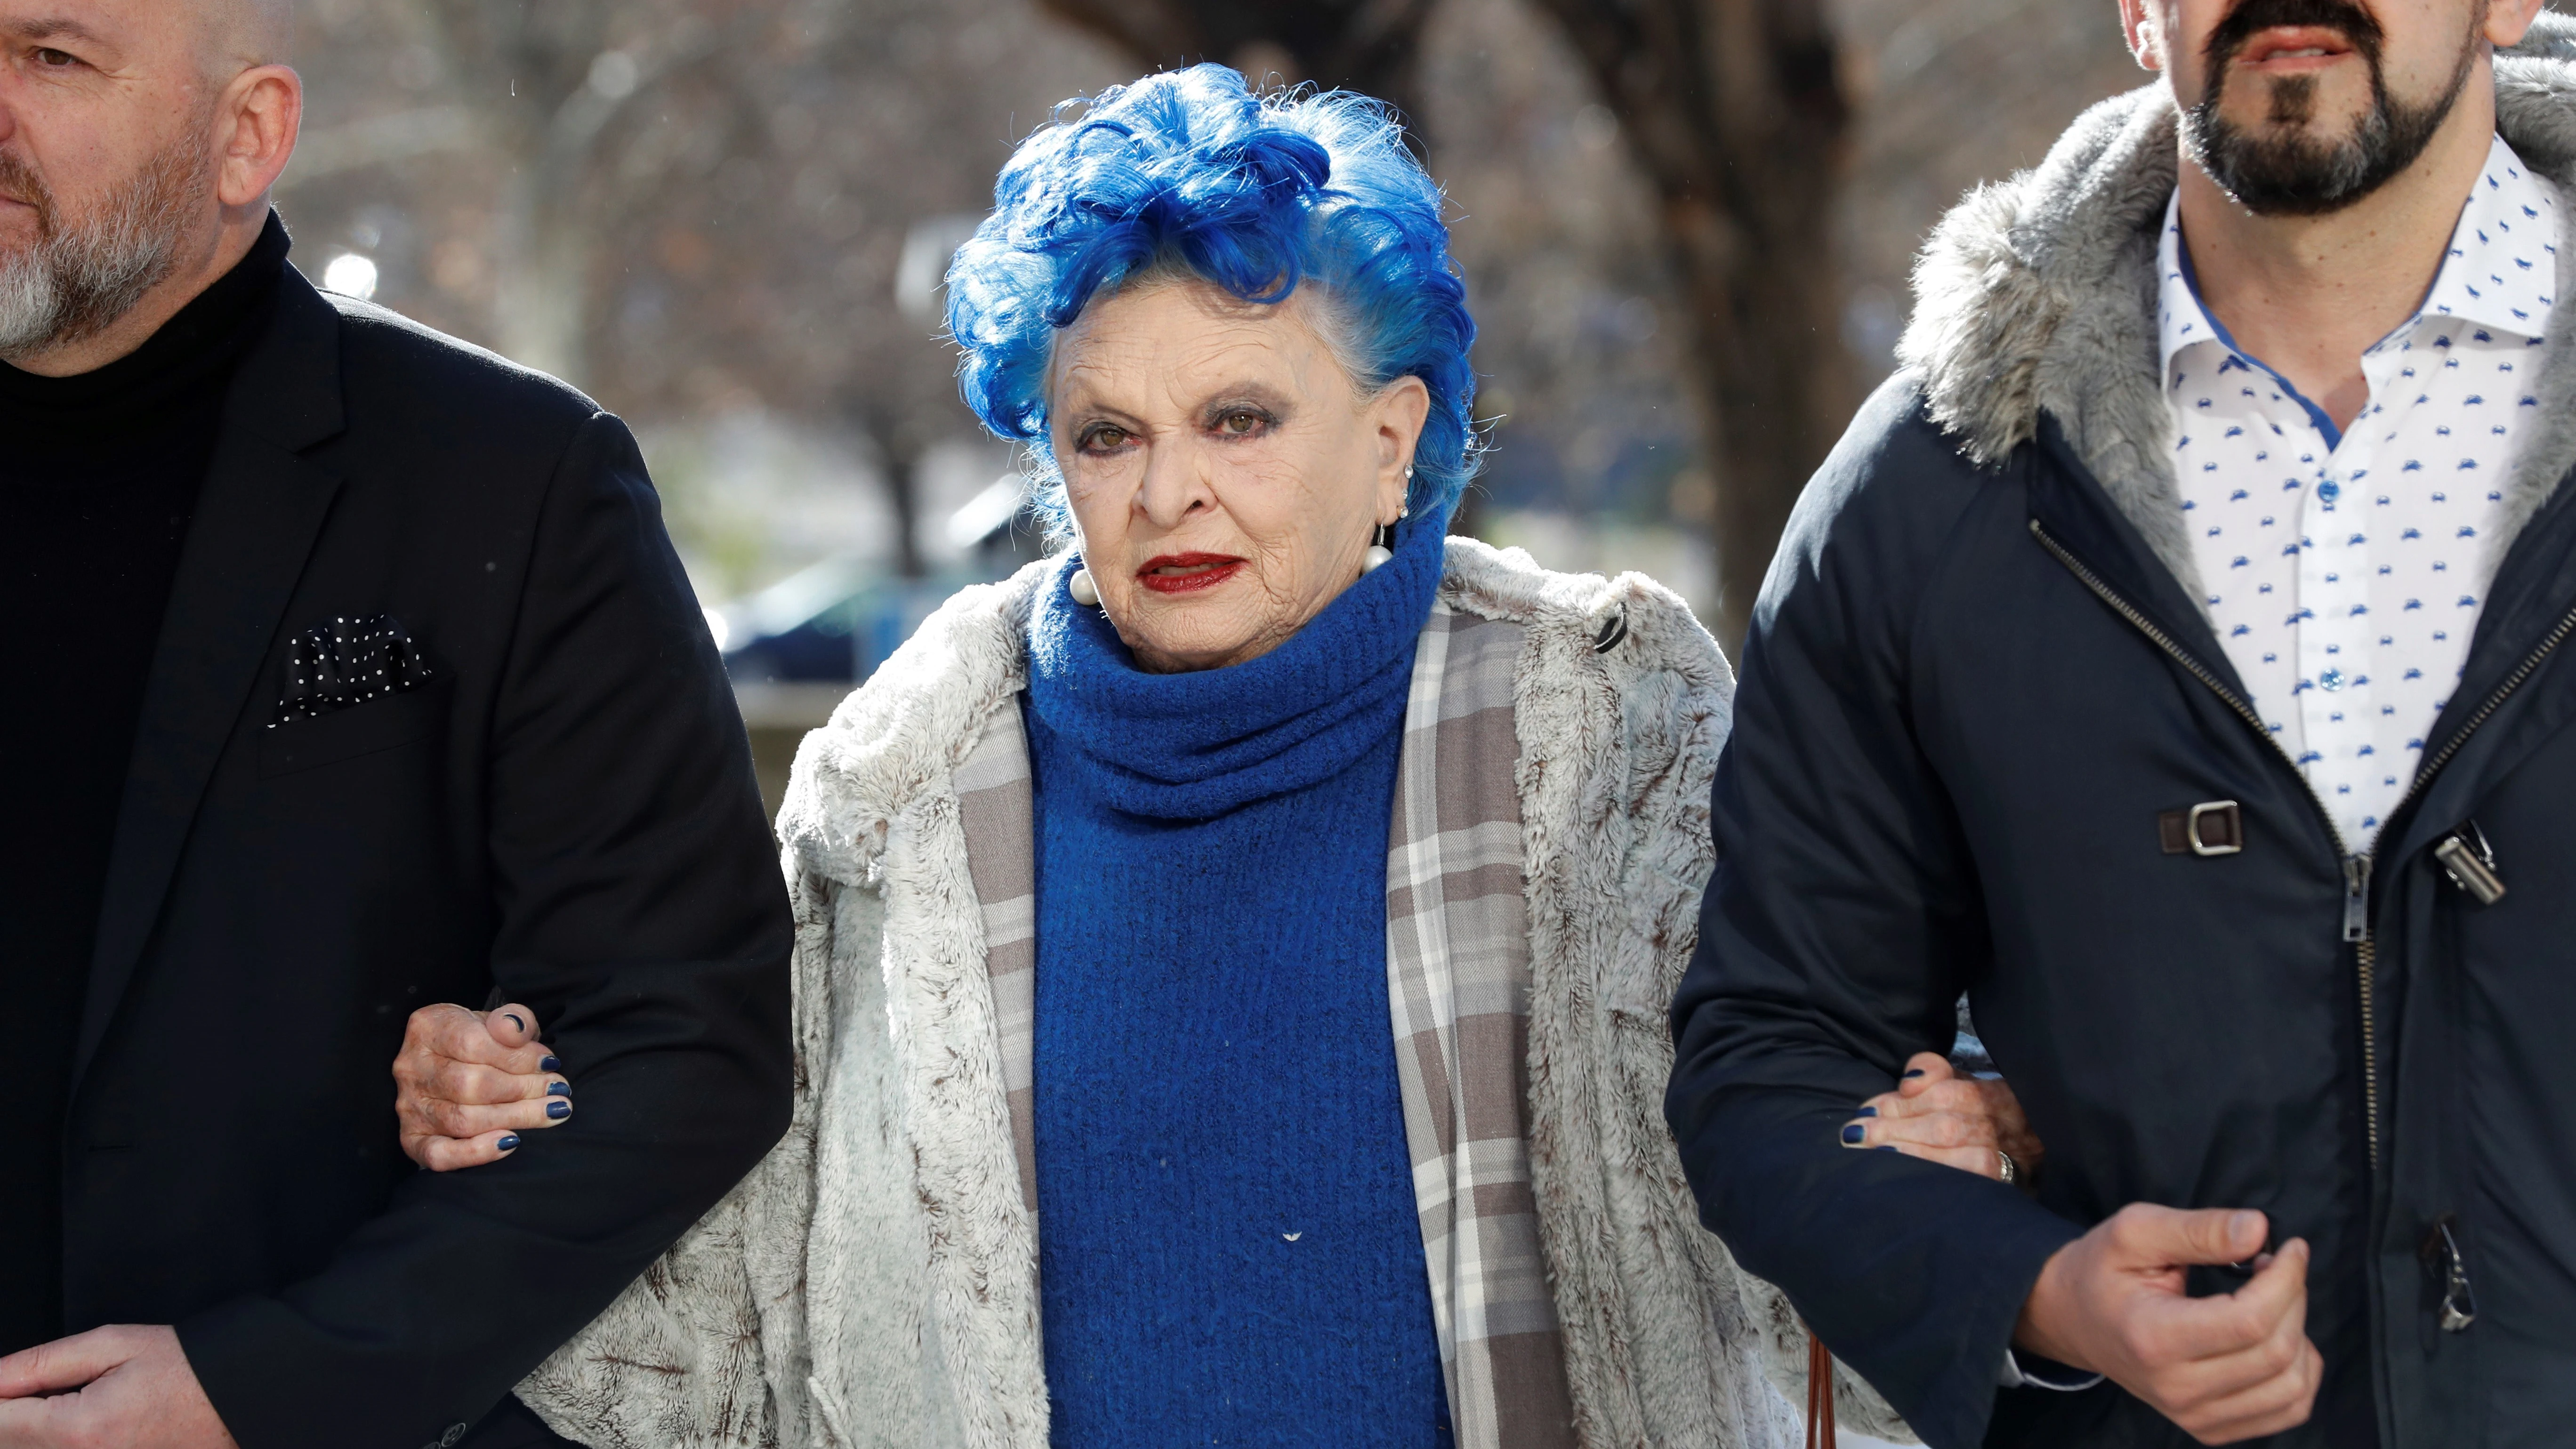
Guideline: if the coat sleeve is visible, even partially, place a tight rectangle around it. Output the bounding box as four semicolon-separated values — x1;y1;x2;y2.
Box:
1662;397;2085;1449
515;857;838;1449
1531;577;1914;1449
177;412;797;1449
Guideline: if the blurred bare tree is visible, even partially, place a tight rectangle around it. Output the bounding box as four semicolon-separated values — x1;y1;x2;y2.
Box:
411;0;757;383
1526;0;1851;647
284;0;1130;589
1033;0;1439;127
398;0;945;577
1834;0;2142;372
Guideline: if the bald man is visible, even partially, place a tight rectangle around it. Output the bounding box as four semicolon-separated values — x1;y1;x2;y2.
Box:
0;5;793;1448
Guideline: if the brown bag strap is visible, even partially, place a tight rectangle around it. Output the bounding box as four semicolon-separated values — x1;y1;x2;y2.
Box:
1804;1328;1838;1449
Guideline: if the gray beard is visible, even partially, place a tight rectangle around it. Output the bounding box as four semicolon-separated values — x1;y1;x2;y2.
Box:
0;140;205;361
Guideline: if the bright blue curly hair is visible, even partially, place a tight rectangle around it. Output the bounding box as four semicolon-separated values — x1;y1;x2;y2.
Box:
944;64;1479;537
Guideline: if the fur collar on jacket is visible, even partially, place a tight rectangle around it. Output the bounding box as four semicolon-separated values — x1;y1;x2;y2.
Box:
520;539;1898;1448
1896;12;2576;600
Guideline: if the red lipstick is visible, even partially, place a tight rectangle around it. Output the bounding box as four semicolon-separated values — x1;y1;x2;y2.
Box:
1135;553;1245;595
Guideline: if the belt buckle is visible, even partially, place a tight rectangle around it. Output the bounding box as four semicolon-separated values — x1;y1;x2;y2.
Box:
2185;800;2243;857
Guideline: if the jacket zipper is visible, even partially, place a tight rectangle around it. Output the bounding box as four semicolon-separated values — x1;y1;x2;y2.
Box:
2031;518;2576;1174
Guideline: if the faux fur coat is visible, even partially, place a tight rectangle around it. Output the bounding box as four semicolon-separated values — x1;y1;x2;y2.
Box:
511;538;1906;1448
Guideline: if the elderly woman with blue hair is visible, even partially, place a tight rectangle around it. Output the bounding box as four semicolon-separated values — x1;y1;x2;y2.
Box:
384;63;2016;1449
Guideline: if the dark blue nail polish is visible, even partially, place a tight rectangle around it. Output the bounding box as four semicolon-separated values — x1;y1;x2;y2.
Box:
540;1055;560;1073
547;1101;571;1119
1878;1145;1900;1152
1903;1069;1927;1079
547;1081;571;1097
497;1134;521;1151
1840;1124;1866;1144
505;1013;526;1031
1856;1106;1878;1117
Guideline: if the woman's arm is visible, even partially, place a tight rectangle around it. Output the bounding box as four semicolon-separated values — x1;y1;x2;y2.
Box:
382;862;845;1447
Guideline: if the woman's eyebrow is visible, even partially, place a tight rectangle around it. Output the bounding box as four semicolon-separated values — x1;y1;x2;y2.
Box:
1059;396;1148;432
1194;385;1294;418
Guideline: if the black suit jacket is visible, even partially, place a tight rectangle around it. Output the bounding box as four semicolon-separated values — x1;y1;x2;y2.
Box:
64;264;794;1449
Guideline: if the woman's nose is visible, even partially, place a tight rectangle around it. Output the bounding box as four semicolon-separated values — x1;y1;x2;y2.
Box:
1135;446;1210;527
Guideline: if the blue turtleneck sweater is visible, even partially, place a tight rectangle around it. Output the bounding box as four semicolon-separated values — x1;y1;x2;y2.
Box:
1024;519;1450;1447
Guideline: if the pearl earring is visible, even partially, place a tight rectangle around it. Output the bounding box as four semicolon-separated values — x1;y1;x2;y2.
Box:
1361;521;1394;574
1363;463;1413;573
1069;568;1100;606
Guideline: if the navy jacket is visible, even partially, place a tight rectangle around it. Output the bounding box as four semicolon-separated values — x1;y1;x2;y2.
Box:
1668;363;2576;1447
62;256;794;1449
1666;39;2576;1441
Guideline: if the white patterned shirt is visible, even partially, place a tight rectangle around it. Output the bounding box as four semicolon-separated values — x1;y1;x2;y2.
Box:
2160;135;2559;853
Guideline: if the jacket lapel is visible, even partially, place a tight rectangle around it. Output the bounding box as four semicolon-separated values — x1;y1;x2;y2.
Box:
2386;457;2576;866
75;269;347;1087
2026;416;2256;703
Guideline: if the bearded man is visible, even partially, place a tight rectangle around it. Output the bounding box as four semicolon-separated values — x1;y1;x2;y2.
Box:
1668;0;2575;1445
0;4;792;1448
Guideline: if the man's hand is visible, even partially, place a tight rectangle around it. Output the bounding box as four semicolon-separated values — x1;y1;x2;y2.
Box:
2017;1204;2320;1444
0;1325;238;1448
394;1002;574;1170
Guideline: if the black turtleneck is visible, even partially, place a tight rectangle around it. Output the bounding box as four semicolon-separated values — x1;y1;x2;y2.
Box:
0;214;289;1352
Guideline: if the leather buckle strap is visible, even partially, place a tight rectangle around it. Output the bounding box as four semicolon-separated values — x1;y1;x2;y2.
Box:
2158;800;2244;857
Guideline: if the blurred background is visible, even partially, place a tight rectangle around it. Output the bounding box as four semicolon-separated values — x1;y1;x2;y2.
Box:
275;0;2141;813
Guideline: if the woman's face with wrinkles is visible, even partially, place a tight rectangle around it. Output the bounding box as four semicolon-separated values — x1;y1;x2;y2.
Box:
1046;277;1429;674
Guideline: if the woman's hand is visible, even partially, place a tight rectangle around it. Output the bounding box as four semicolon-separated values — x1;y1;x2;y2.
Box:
1840;1051;2045;1184
391;1004;572;1170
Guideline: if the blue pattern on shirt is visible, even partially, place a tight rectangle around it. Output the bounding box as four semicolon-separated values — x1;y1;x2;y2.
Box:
2161;135;2559;849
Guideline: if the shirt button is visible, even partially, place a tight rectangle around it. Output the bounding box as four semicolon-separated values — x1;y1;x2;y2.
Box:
2320;668;2346;692
2318;480;2341;502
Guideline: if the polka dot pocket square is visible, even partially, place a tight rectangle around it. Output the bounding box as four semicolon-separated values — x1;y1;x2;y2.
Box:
270;614;439;729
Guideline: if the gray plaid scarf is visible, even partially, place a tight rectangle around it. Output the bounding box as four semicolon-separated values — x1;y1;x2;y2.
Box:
952;600;1573;1449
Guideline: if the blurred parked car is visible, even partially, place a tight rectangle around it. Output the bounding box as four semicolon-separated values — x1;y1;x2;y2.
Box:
714;473;1048;816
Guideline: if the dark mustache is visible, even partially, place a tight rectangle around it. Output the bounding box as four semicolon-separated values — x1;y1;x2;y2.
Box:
2206;0;2385;68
